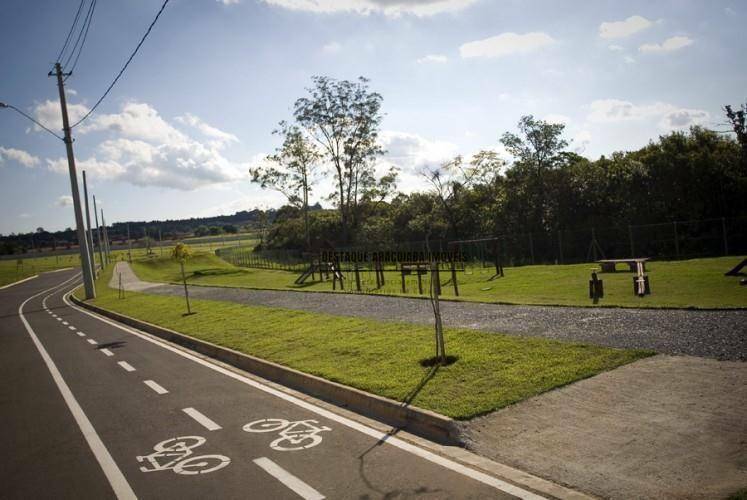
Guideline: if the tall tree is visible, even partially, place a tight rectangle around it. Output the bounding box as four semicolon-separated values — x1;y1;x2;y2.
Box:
500;115;569;231
293;76;396;242
250;121;321;248
724;102;747;169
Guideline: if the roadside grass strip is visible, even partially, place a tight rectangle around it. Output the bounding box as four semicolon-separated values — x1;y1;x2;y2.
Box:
131;252;747;309
82;265;652;420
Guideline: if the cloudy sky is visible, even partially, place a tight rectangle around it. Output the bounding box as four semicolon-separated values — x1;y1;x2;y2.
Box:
0;0;744;233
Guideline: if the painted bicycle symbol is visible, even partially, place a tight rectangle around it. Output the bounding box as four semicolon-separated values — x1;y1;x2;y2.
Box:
137;436;230;475
243;419;331;451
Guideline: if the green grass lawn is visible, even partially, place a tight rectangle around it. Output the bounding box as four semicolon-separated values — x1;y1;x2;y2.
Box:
131;250;747;309
0;253;83;286
79;263;651;419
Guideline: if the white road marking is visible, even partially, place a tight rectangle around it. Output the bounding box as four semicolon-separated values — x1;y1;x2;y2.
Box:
183;408;221;431
19;279;136;500
62;321;69;326
101;349;114;357
254;457;324;500
64;291;546;499
143;380;169;395
68;325;77;331
56;317;62;321
0;274;38;289
76;331;86;337
87;338;98;345
118;361;136;372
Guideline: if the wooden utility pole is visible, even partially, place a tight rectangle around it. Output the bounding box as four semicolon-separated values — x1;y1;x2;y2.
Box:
51;62;95;299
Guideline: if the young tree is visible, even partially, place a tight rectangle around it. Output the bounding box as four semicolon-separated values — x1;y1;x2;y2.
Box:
250;121;322;248
171;242;193;315
293;76;397;242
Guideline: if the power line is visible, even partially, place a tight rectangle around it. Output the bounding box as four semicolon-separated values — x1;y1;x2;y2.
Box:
62;0;97;70
56;0;86;63
0;102;65;141
64;0;98;80
71;0;171;129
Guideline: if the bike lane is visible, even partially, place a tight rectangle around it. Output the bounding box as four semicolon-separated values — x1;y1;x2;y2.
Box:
31;276;534;499
0;269;116;499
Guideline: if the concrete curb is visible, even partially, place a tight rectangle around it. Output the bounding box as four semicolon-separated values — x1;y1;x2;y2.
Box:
70;294;461;445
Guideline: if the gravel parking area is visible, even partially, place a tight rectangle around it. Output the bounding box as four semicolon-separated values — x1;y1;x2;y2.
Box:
114;262;747;361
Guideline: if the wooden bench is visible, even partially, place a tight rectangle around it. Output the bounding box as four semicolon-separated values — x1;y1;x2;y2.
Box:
597;258;649;273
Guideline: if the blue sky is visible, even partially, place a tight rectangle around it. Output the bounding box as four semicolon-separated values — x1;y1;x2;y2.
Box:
1;0;744;234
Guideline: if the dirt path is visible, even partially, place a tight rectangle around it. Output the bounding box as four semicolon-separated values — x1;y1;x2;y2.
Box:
462;355;747;500
113;262;747;360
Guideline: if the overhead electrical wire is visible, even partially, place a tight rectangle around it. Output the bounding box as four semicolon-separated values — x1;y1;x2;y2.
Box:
62;0;97;72
0;103;65;141
55;0;86;63
71;0;171;129
64;0;98;80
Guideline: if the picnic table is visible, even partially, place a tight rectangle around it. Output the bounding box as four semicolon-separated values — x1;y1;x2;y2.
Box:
597;258;649;273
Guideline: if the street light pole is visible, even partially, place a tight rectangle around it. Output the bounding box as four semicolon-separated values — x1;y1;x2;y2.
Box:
51;62;95;299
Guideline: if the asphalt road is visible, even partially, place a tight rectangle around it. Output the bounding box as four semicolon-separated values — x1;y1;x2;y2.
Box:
0;270;539;500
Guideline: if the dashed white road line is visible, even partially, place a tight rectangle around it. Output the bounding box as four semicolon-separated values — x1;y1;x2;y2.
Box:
143;380;168;395
100;348;114;357
68;325;77;331
76;331;86;337
19;277;136;500
118;361;136;372
86;338;98;345
62;321;69;326
56;317;62;321
182;407;221;431
254;457;325;500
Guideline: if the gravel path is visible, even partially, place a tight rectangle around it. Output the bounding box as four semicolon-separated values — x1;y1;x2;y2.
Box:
113;262;747;361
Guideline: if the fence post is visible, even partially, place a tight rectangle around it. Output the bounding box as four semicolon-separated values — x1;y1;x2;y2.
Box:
557;230;564;264
673;221;680;259
628;225;635;258
528;232;535;264
722;217;729;255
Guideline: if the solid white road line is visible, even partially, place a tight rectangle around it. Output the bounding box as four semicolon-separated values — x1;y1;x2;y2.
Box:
63;290;545;499
68;325;77;331
143;380;168;395
0;274;38;289
100;349;114;357
77;331;86;337
87;338;98;345
253;457;325;500
182;407;221;431
20;280;136;500
118;361;136;372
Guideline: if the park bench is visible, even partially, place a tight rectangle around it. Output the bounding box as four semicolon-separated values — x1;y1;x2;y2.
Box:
597;258;649;273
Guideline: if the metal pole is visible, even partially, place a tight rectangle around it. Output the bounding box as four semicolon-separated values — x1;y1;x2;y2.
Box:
51;62;95;299
159;228;163;257
127;223;132;262
101;210;111;260
82;170;96;275
721;217;729;255
93;194;106;267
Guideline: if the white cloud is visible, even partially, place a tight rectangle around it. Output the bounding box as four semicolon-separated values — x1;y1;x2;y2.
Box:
174;113;239;149
417;54;448;64
44;101;247;190
56;195;73;207
573;130;592;153
259;0;477;16
608;44;624;52
543;114;571;125
379;130;458;173
32;99;88;134
19;213;31;219
599;15;652;39
218;0;240;4
624;55;636;64
639;36;693;54
460;32;556;59
0;146;40;167
322;41;342;53
587;99;710;129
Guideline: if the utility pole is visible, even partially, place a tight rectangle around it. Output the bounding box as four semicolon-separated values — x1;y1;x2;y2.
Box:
127;223;132;262
51;62;95;299
93;195;106;267
101;209;111;260
82;170;96;275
